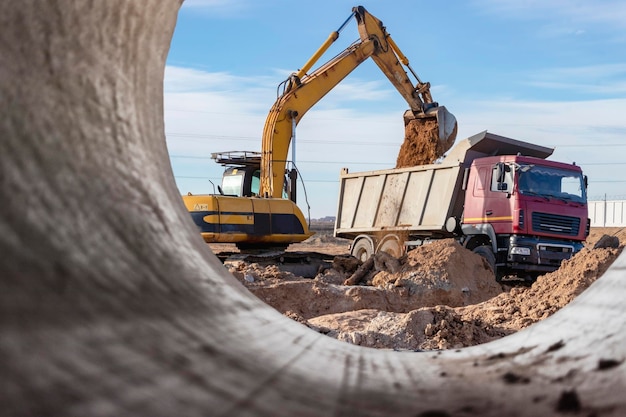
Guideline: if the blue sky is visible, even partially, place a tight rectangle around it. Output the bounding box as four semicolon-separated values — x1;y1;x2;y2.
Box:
165;0;626;219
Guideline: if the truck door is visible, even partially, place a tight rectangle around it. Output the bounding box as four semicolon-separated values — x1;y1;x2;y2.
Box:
485;162;514;233
465;162;514;234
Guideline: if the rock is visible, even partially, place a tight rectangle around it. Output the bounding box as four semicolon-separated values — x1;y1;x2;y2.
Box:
593;234;620;249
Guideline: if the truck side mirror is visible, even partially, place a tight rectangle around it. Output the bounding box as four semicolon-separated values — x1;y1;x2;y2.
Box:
494;163;503;182
584;175;588;190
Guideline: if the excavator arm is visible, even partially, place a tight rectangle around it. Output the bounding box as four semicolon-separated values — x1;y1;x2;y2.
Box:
260;5;457;198
354;6;432;115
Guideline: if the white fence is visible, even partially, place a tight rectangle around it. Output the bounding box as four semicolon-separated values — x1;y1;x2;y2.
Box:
588;200;626;227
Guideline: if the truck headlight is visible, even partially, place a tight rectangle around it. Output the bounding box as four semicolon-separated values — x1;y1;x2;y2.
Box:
510;247;531;256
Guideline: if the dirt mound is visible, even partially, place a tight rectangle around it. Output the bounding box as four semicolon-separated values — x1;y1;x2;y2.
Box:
307;244;621;350
230;240;502;319
396;118;455;167
309;306;507;351
344;240;501;303
460;244;622;331
221;229;623;351
398;240;501;300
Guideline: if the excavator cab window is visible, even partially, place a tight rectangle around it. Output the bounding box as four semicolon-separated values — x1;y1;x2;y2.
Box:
221;169;245;196
282;174;289;200
250;170;260;197
248;169;289;198
222;168;288;198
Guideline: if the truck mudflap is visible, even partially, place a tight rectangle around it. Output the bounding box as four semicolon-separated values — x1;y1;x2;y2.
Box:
505;235;585;273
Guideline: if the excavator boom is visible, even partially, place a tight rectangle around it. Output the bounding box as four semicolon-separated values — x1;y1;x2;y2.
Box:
260;5;458;198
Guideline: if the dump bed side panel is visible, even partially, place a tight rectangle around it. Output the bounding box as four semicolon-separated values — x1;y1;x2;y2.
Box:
335;164;464;239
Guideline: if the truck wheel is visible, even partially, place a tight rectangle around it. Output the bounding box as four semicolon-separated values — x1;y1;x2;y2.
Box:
351;237;374;262
473;245;496;276
376;234;403;258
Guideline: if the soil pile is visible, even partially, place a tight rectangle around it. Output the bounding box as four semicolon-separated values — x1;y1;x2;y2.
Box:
228;240;501;321
343;241;501;305
308;242;622;351
218;228;625;351
460;244;622;331
396;118;455;167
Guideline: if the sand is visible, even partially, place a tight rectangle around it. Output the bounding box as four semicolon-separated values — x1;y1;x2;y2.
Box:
216;227;625;351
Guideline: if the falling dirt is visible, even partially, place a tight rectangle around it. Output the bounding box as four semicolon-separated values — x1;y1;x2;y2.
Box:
395;117;455;167
213;227;625;351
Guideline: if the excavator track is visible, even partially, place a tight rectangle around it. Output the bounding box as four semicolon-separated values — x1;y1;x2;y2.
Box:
219;250;336;278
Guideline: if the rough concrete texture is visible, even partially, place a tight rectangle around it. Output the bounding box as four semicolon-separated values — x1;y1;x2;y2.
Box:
1;1;625;416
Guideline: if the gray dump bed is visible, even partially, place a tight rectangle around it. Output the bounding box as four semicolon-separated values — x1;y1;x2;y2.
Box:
334;131;553;239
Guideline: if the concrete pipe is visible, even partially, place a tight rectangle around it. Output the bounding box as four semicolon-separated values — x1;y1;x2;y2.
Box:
0;1;624;416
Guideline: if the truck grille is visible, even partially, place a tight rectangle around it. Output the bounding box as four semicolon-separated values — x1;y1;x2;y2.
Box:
532;212;580;236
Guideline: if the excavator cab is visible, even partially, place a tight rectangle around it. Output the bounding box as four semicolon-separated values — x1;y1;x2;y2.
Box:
183;150;312;248
219;166;259;197
214;151;290;200
212;151;261;197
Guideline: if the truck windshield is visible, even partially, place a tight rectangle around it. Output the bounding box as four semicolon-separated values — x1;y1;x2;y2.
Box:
517;164;586;203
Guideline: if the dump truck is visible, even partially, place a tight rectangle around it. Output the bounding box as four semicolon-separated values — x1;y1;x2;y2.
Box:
334;131;590;279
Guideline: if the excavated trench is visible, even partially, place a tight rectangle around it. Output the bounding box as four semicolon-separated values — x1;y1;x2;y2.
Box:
1;2;625;416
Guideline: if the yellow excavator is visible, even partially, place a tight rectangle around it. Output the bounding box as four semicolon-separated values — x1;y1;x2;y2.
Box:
182;5;457;250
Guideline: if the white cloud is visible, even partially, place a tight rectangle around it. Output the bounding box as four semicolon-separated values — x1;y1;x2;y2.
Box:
164;66;267;92
527;81;626;96
316;80;395;106
523;63;626;95
439;95;626;201
537;63;626;79
454;97;625;137
164;65;412;216
165;64;626;216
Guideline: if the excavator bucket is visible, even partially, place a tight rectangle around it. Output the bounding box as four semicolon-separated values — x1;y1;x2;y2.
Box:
433;105;457;148
403;105;457;149
397;106;458;168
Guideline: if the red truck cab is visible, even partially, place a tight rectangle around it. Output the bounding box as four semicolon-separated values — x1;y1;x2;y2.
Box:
462;155;589;276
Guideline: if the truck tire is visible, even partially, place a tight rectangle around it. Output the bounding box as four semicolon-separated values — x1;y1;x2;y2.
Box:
473;245;497;277
351;236;374;262
376;234;403;258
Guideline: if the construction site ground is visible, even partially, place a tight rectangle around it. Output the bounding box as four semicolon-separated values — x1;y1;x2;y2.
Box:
209;226;625;351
